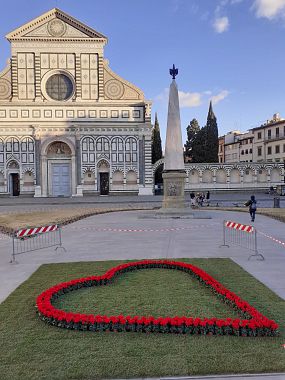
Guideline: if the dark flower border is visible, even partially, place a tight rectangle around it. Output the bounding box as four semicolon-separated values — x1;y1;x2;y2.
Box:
36;260;278;336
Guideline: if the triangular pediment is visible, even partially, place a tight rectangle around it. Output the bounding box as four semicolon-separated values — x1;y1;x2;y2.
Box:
6;8;107;42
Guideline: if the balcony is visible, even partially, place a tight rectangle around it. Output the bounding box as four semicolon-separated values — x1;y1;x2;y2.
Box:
264;134;285;143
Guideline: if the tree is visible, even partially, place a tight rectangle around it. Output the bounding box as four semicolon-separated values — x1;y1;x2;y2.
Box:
191;126;207;163
184;118;200;161
152;113;163;164
204;101;219;162
184;102;219;163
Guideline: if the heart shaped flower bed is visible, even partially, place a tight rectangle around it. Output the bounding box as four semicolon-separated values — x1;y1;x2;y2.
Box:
36;260;278;336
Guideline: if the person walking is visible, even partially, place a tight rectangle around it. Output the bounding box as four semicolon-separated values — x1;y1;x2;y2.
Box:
206;190;210;206
190;192;196;207
245;195;257;222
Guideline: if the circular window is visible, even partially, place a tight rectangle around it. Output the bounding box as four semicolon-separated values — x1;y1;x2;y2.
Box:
45;73;74;101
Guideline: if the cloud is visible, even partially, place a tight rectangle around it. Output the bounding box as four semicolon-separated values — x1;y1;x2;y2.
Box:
253;0;285;19
178;91;202;107
213;16;230;33
154;88;229;108
154;88;169;102
211;90;230;105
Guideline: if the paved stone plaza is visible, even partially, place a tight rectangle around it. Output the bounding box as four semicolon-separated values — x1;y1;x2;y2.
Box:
1;207;285;304
0;203;285;380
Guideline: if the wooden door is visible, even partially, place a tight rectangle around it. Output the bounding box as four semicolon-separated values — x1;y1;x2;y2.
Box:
52;163;71;197
100;173;109;195
12;173;20;196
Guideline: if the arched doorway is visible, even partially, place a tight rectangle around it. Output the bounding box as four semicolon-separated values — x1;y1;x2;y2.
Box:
7;160;20;196
47;141;72;197
97;160;110;195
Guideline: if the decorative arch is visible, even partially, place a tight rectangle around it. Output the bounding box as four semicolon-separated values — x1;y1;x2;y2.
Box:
257;167;267;183
41;136;75;156
81;136;95;151
270;167;281;182
125;137;138;164
112;167;124;175
216;168;227;183
22;170;35;186
46;141;72;158
189;169;200;184
112;170;124;185
126;170;138;187
83;169;95;185
21;167;35;175
243;167;254;183
202;168;213;183
152;158;164;175
230;167;241;183
82;166;96;174
126;167;138;174
96;137;110;152
97;159;110;172
6;159;19;170
5;137;20;155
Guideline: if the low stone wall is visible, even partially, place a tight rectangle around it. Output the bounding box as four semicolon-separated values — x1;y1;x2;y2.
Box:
153;160;284;191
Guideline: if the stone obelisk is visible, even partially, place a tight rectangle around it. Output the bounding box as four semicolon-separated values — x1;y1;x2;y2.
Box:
162;65;186;208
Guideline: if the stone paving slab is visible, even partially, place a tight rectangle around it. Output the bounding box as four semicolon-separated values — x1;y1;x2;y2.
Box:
0;208;285;303
0;192;284;210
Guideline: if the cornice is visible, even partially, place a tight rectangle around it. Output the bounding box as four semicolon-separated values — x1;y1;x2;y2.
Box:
10;38;106;43
6;8;107;43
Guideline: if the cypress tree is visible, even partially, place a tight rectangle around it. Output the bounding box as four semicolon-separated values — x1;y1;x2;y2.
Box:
152;113;163;164
192;126;207;163
184;118;200;161
204;101;219;162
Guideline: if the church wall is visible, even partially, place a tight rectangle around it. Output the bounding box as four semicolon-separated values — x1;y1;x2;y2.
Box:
0;8;153;197
153;159;285;192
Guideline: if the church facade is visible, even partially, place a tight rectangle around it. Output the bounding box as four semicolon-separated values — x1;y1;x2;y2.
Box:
0;8;153;197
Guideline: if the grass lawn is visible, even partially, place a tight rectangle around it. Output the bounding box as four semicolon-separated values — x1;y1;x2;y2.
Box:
0;258;284;380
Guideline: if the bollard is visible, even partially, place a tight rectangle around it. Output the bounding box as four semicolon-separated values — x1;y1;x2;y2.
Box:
273;197;280;208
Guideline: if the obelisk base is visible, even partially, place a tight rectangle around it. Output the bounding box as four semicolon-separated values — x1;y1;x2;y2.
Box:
162;170;186;208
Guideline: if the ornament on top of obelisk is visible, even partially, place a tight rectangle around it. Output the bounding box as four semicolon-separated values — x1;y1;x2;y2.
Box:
162;64;186;208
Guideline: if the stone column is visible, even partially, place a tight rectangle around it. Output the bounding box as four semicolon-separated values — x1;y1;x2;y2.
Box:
162;78;186;209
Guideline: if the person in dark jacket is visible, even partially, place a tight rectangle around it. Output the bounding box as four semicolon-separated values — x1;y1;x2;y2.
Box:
206;191;210;206
245;195;257;222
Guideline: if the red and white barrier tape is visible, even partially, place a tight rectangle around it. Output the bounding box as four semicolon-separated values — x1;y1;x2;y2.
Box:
68;225;210;233
225;220;254;233
16;224;58;238
259;231;285;247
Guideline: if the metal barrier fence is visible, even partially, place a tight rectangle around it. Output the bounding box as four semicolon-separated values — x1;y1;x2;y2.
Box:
11;224;66;263
220;220;264;260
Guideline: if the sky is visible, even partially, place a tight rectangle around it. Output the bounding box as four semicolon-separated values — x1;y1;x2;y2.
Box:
0;0;284;145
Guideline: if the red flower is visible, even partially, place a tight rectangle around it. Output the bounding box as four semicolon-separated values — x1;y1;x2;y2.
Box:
35;259;278;337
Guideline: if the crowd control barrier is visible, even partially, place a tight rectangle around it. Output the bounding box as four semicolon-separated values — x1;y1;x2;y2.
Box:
220;220;264;260
11;224;66;263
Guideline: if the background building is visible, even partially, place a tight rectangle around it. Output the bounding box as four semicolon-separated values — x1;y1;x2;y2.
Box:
252;113;285;164
218;135;225;163
0;8;152;197
224;130;253;163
